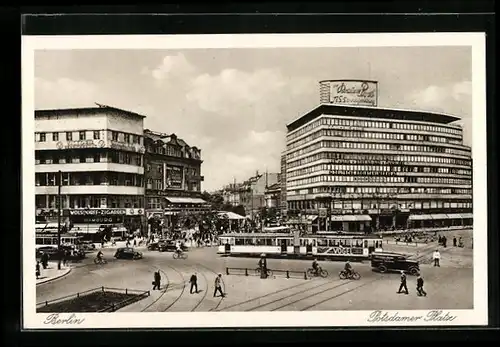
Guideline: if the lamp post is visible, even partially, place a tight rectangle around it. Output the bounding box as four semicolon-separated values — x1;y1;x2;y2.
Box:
57;170;62;270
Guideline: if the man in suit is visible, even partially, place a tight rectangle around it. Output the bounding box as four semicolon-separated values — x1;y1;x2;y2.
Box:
190;273;198;294
416;274;427;297
152;270;161;290
214;274;225;298
397;270;409;294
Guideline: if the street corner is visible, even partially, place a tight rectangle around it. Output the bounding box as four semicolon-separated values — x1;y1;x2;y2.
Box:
36;264;72;286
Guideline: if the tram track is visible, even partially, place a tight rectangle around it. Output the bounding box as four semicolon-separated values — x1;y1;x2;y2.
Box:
187;261;224;312
246;279;352;312
140;267;170;312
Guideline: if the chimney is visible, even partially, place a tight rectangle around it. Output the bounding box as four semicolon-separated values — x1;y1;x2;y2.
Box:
256;170;259;177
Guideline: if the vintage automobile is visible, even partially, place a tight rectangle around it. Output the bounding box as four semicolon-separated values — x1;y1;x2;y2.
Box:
370;251;420;275
114;247;143;260
158;240;188;253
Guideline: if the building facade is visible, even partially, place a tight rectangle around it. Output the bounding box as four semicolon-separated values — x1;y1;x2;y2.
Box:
143;130;207;230
284;103;473;233
280;151;288;217
35;104;146;235
264;182;281;209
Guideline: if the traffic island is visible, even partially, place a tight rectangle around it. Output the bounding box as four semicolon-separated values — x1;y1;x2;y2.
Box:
37;287;150;313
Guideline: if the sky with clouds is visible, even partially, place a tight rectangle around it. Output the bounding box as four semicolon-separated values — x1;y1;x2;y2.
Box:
34;46;472;192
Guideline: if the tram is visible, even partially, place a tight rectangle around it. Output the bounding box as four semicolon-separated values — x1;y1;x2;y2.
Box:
35;232;82;250
217;232;384;260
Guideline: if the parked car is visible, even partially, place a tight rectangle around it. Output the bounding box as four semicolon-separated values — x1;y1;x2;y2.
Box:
114;247;143;260
370;251;420;275
78;241;96;252
158;240;188;252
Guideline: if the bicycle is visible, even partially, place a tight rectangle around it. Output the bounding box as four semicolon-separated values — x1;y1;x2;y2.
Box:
173;251;188;259
307;267;328;278
339;269;361;280
255;268;273;277
94;257;107;265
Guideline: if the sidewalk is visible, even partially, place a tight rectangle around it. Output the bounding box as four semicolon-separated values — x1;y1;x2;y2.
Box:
36;262;72;285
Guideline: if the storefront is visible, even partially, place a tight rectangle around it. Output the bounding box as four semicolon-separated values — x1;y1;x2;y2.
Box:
64;208;144;240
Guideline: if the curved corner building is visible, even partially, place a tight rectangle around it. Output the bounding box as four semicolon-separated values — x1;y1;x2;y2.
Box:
284;103;473;233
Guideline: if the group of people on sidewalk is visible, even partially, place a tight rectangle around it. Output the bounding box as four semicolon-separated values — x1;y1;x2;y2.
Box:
151;271;226;298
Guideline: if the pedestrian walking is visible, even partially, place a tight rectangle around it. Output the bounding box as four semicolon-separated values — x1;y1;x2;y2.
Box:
397;271;409;294
213;274;225;298
40;252;49;269
36;261;41;279
416;274;427;297
453;237;457;247
190;273;198;294
433;249;441;267
442;236;447;248
152;270;161;290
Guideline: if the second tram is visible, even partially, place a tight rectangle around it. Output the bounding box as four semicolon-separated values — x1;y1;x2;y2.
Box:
217;232;383;260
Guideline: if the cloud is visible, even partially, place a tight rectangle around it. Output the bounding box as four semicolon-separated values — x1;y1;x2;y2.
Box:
35;77;98;109
406;80;472;146
148;53;196;82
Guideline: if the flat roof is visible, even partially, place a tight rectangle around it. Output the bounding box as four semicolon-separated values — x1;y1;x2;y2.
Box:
286;104;461;133
35;103;146;119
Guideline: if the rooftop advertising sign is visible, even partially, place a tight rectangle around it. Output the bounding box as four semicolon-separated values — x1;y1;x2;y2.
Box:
322;80;378;107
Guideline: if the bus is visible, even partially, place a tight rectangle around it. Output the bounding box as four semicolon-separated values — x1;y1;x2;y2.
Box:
217;232;383;260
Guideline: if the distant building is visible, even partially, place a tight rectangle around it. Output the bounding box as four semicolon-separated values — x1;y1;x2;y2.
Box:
264;182;281;209
143;130;208;230
280;151;287;217
221;171;279;218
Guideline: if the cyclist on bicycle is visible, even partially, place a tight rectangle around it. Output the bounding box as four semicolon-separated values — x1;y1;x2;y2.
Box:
312;258;320;275
96;250;104;262
344;259;353;277
175;241;183;255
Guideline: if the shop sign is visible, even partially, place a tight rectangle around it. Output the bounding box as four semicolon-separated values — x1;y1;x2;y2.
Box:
328;80;378;106
110;141;145;153
126;208;144;216
56;139;105;150
68;209;127;216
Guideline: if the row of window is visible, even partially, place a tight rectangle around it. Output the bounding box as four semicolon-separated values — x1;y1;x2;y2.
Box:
146;144;202;160
287;164;472;179
287;116;462;141
35;172;144;187
291;186;471;195
287;174;471;188
287;152;471;169
35;130;144;145
287;129;464;151
146;164;199;177
145;179;199;192
287;140;471;161
35;195;144;209
287;200;472;211
36;150;143;167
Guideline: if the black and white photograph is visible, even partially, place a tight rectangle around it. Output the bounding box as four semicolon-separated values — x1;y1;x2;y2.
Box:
22;33;487;328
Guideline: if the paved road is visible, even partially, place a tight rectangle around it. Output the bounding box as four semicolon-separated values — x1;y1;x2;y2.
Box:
36;245;473;312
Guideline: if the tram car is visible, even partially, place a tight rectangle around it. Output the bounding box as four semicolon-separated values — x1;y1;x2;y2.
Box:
217;232;384;261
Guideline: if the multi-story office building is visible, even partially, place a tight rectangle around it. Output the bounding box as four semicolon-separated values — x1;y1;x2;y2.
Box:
280;151;287;217
143;130;207;229
285;102;473;233
35;104;146;235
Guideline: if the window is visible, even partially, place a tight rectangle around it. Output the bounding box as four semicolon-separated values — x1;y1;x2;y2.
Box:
40;133;46;142
93;153;100;163
93;131;100;140
124;134;130;143
79;131;86;140
112;131;118;141
52;133;59;141
66;132;73;141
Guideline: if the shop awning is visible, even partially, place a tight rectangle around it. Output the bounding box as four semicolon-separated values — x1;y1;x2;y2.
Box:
462;213;473;219
447;213;463;219
430;214;449;220
165;197;207;204
408;214;432;221
68;224;101;234
218;211;246;220
307;215;318;222
330;215;371;222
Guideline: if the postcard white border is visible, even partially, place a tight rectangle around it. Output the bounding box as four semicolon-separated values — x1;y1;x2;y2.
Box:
22;33;488;329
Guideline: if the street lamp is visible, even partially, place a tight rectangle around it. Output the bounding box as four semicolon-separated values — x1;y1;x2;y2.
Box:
57;170;62;270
